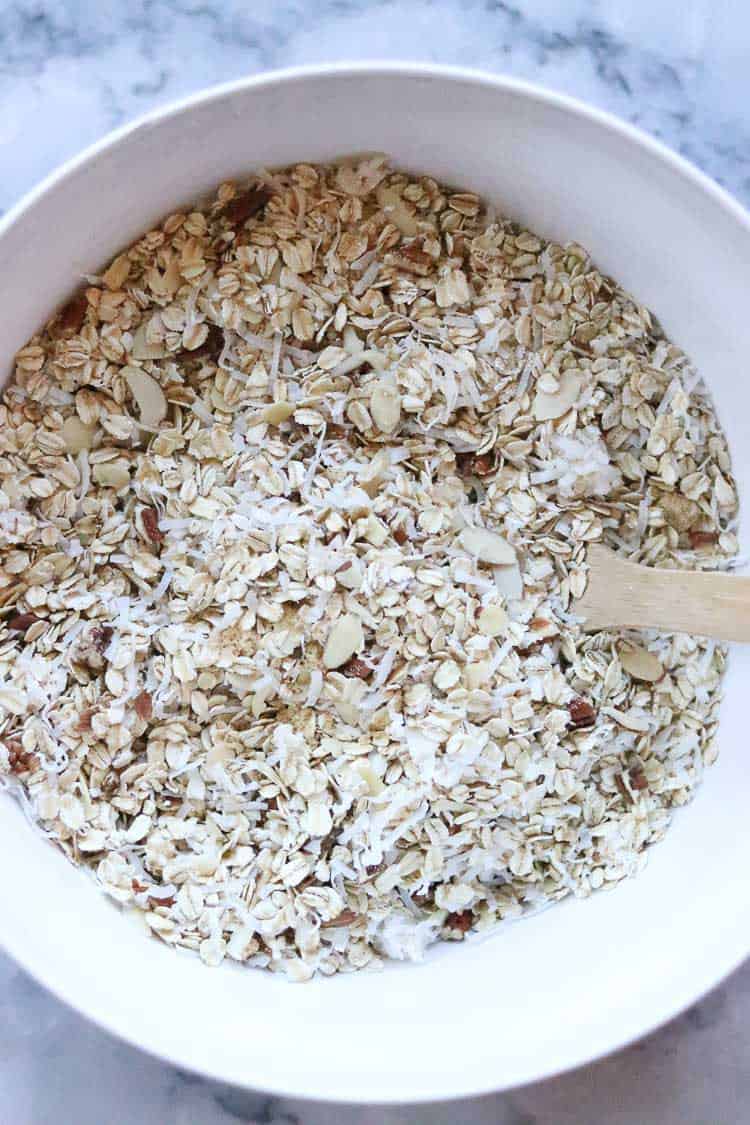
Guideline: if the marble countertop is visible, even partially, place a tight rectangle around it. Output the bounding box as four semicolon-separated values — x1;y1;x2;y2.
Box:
1;1;750;1121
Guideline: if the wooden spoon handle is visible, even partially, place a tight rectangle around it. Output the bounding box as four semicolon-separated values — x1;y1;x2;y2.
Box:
577;544;750;642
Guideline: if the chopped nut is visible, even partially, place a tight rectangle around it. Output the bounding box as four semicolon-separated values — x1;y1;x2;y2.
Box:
629;765;648;791
134;691;153;721
124;367;168;428
568;697;596;728
324;614;364;669
532;370;582;421
57;293;88;334
370;384;401;433
688;530;719;548
141;507;164;543
619;644;664;683
8;613;39;635
342;657;373;680
459;526;516;566
223;185;271;226
446;910;473;934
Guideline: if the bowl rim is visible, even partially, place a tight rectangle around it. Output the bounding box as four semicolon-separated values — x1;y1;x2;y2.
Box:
2;60;750;1104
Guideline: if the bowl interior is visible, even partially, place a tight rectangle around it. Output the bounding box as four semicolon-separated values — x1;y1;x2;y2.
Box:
1;67;749;1102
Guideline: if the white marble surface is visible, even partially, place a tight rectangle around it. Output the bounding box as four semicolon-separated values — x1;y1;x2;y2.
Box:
1;0;750;1121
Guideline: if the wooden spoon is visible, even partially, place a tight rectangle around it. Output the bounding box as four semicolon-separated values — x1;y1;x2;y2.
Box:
576;544;750;642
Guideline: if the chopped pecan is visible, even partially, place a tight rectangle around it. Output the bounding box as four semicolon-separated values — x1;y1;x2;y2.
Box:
8;613;39;634
530;617;553;632
133;691;153;721
615;774;633;804
393;244;433;275
320;908;361;928
57;293;88;334
92;625;113;654
77;708;95;732
568;697;596;729
342;657;373;680
446;910;473;934
628;765;649;791
6;741;38;775
149;895;176;909
223;186;271;226
141;506;164;544
688;530;719;548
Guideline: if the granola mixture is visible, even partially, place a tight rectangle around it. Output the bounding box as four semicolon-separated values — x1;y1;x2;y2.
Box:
0;157;738;980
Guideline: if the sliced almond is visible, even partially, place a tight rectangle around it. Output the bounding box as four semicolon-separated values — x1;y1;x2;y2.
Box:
370;385;401;433
619;644;664;683
354;760;385;796
335;558;364;591
130;322;168;360
606;706;651;733
459;526;516;566
62;416;97;454
123;367;167;428
532;370;582;422
375;184;419;236
494;562;523;601
477;604;509;636
324;614;364;669
262;401;295;425
92;460;131;489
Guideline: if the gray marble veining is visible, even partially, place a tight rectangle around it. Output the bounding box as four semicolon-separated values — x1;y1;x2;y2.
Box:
1;1;749;1121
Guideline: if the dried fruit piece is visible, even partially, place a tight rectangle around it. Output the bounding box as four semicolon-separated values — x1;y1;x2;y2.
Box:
459;526;516;566
532;370;582;421
619;644;664;683
62;416;96;454
223;186;271;226
323;614;364;669
568;697;596;728
124;367;167;428
370;385;401;433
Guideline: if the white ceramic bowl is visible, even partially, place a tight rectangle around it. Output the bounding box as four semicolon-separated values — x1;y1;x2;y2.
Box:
2;63;750;1104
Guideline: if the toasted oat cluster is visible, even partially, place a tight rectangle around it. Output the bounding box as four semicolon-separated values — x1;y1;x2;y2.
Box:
0;157;738;979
